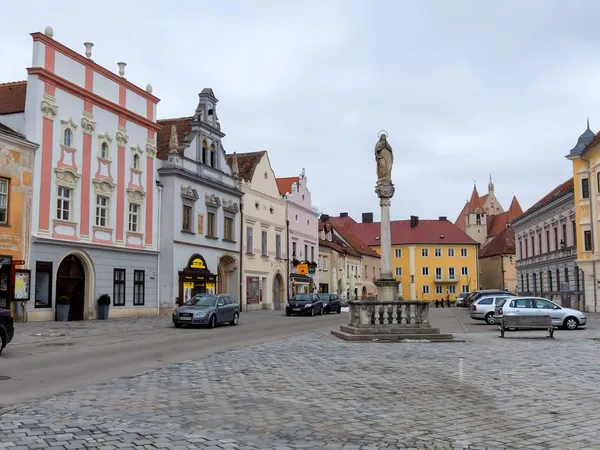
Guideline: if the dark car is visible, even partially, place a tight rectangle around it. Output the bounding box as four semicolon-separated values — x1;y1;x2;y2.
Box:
172;294;239;328
464;290;514;308
0;308;14;355
286;293;323;316
320;293;342;314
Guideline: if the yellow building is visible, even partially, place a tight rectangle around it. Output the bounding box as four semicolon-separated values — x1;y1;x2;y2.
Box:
566;121;600;311
327;213;479;301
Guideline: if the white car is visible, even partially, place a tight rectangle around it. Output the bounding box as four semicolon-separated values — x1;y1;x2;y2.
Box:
470;295;511;325
494;296;587;330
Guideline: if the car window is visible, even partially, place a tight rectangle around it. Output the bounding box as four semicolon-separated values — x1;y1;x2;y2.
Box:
478;298;493;305
514;298;533;308
496;298;508;307
534;299;557;309
226;296;234;305
492;296;508;305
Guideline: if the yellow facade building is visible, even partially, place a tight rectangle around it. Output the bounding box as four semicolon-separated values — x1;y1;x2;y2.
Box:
566;121;600;311
326;213;479;301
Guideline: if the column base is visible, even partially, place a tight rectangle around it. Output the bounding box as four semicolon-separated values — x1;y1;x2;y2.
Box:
375;278;399;301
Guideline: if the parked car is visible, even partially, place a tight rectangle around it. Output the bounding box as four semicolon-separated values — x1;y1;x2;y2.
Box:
319;293;342;314
470;295;511;324
0;308;14;355
456;292;469;307
286;293;323;316
464;290;514;308
172;294;239;328
494;296;587;330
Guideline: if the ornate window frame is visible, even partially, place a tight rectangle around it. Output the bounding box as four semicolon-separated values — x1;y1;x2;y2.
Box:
205;193;220;239
61;118;78;148
98;133;113;161
222;199;238;242
181;185;199;233
53;167;80;224
131;145;144;171
92;179;116;231
126;188;145;238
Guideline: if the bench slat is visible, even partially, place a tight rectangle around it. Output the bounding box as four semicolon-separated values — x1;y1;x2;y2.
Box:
503;315;552;327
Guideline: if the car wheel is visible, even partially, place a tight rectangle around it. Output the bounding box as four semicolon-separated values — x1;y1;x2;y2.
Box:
208;314;217;329
174;323;182;328
318;306;323;315
311;308;315;317
286;311;291;316
0;332;5;355
485;312;495;325
337;307;341;314
231;312;239;326
564;316;579;330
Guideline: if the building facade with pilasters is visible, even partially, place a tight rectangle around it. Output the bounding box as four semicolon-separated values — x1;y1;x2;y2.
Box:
4;27;162;321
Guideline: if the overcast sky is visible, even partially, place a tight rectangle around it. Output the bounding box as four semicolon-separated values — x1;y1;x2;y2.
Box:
2;0;597;223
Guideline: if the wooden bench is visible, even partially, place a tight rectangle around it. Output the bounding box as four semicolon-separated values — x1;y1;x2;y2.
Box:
500;315;556;338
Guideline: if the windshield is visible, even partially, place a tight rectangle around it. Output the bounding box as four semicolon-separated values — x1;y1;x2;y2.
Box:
457;293;468;299
320;294;331;301
294;294;313;301
185;295;216;307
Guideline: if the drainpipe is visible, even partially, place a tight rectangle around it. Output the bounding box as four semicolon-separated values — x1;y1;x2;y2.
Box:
286;219;290;302
500;252;505;290
156;181;162;316
582;155;596;311
239;201;244;312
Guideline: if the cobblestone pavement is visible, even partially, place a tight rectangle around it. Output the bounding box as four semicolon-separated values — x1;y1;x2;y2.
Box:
3;330;600;449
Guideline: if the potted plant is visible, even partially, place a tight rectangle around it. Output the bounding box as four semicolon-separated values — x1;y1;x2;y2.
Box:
56;296;70;322
97;294;111;320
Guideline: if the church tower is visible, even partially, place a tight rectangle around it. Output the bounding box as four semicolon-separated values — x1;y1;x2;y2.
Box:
463;184;488;245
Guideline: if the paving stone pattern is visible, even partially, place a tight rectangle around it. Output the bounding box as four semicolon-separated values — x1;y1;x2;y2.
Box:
2;331;600;449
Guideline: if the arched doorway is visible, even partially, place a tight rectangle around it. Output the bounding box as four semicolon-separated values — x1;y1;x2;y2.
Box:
273;273;283;310
217;255;237;295
56;255;86;321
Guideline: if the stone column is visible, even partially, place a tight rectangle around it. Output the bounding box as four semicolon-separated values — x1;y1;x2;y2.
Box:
380;197;392;279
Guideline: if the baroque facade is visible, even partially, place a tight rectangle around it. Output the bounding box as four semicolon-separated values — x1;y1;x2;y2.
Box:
0;121;38;314
329;213;479;301
276;170;319;296
513;178;581;307
1;27;162;321
155;88;243;313
566;121;600;312
225;151;287;311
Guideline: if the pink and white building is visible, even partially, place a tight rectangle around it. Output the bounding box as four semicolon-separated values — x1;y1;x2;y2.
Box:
1;27;161;321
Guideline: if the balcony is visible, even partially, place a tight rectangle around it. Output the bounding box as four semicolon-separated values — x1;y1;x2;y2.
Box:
434;275;459;283
516;246;576;268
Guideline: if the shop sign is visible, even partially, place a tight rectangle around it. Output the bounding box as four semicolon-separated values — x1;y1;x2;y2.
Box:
206;282;216;290
308;265;316;275
190;258;206;269
297;264;308;275
183;281;195;289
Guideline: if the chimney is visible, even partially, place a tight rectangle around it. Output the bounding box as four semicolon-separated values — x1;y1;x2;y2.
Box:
438;216;447;221
410;215;419;228
362;212;373;223
320;214;330;223
340;212;349;218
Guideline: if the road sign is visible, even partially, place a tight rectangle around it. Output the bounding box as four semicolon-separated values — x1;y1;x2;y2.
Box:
297;264;308;275
12;260;25;265
308;265;316;275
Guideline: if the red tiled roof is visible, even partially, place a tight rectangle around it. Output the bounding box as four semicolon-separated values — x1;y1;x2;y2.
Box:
0;81;26;115
487;196;523;237
225;151;265;182
479;226;515;258
276;176;299;196
156;117;193;160
521;178;574;217
455;186;485;230
318;221;377;258
324;215;478;246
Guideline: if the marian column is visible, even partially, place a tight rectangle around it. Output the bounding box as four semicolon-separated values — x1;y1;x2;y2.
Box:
374;132;399;301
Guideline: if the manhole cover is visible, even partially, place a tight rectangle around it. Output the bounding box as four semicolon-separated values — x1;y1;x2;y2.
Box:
0;376;10;381
39;342;74;347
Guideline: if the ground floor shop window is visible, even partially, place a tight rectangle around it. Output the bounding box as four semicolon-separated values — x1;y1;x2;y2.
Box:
113;269;126;306
246;276;262;304
35;261;53;308
319;283;329;293
133;270;145;305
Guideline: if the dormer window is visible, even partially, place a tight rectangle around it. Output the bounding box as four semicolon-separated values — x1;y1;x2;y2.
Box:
63;129;73;147
327;232;332;241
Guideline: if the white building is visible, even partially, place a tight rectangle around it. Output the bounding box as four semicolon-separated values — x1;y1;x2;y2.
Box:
156;89;243;313
3;27;161;321
226;151;287;310
276;170;319;295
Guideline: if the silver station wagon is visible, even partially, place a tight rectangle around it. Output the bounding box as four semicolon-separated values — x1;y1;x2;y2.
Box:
173;294;239;328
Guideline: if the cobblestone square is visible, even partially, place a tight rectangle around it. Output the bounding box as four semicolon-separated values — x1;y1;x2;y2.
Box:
2;330;600;449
